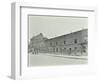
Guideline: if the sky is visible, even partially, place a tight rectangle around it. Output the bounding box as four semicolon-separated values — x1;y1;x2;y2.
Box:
28;15;88;40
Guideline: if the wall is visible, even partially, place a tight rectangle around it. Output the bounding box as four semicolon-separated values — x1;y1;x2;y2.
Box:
0;0;100;81
45;29;87;55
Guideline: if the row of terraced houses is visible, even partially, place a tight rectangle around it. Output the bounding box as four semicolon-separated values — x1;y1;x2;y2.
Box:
28;29;88;56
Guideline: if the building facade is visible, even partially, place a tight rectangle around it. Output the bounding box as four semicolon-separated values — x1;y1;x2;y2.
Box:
29;29;88;56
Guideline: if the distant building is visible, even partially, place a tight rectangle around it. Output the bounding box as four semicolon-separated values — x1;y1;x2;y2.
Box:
28;33;48;54
29;29;88;56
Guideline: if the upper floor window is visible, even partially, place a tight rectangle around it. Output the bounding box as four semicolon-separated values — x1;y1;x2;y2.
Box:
50;42;52;46
56;42;58;45
74;39;77;44
64;41;66;44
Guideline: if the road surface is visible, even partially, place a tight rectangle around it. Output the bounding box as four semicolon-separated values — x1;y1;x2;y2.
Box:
28;54;87;66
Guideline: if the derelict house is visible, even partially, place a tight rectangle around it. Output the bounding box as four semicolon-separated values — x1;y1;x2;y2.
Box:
28;29;88;56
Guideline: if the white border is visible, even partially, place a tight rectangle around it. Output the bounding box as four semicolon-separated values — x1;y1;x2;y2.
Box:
11;2;96;80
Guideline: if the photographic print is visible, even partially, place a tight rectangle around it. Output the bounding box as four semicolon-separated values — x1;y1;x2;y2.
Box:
28;15;88;66
11;3;96;79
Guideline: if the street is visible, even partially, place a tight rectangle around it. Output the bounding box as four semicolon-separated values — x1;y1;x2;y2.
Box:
28;53;87;66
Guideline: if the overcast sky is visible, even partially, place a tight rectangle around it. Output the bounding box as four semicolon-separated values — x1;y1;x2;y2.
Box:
29;15;88;40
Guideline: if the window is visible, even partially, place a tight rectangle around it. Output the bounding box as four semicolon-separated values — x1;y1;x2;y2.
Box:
64;48;66;50
74;47;77;49
64;41;66;44
56;48;58;52
74;39;77;43
69;48;71;54
69;48;71;51
56;42;58;45
53;48;55;52
83;50;86;52
50;42;52;46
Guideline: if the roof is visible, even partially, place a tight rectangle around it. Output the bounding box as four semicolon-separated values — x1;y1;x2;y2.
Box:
45;29;88;41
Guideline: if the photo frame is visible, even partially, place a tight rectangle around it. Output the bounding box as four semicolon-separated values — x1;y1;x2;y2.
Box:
11;2;96;80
